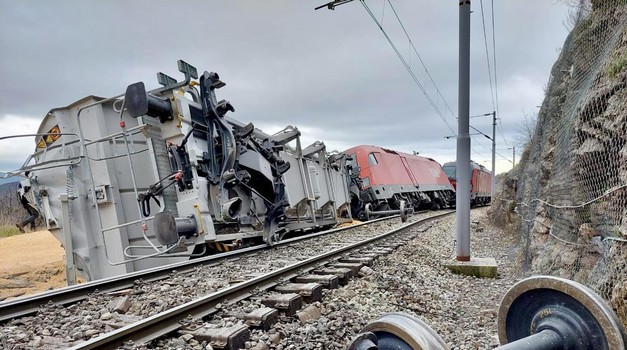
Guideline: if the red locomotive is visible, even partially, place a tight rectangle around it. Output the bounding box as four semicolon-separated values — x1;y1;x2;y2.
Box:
343;145;455;219
442;161;492;206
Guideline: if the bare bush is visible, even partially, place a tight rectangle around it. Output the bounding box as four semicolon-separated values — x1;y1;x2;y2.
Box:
561;0;593;30
0;183;22;227
514;111;538;149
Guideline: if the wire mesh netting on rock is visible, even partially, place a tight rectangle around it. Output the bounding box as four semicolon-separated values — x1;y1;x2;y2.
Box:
500;0;627;329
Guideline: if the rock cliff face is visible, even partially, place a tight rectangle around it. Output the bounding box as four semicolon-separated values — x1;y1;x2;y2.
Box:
490;1;627;328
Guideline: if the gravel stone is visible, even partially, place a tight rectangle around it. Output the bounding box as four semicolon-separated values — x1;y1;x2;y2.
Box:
180;333;194;342
0;212;455;349
258;208;521;349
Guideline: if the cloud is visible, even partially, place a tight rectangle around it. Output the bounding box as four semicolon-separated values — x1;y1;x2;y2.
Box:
0;115;41;172
0;0;570;176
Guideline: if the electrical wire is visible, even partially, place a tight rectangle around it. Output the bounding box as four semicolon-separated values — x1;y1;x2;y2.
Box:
491;0;509;147
361;0;512;165
364;0;508;153
471;136;511;163
381;1;504;148
385;0;458;120
359;0;457;135
479;0;495;111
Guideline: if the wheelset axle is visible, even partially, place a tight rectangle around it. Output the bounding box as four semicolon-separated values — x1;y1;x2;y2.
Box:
348;276;627;350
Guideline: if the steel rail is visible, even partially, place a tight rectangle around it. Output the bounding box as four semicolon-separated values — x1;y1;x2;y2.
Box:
0;213;406;322
69;211;453;350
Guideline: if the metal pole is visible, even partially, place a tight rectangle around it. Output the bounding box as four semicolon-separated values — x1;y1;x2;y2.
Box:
513;146;516;167
491;111;496;200
60;194;76;285
456;0;471;261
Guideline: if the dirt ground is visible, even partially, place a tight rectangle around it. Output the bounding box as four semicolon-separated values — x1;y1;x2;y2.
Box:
0;231;66;301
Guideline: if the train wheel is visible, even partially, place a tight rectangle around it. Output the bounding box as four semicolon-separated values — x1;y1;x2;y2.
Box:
498;276;626;350
431;201;441;211
347;313;449;350
400;201;407;222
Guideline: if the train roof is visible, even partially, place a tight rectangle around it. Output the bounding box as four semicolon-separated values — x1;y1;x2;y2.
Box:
343;145;441;164
442;160;491;173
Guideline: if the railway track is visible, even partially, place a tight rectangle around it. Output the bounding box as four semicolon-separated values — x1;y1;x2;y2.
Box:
0;210;448;349
0;213;400;322
66;210;451;350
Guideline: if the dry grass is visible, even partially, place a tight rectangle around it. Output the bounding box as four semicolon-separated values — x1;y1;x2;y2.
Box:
0;225;21;238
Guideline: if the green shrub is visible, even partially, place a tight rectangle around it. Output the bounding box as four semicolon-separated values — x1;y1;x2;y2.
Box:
0;225;21;238
607;53;627;78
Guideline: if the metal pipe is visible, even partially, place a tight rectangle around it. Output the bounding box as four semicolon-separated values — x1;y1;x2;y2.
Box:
496;329;563;350
455;0;472;261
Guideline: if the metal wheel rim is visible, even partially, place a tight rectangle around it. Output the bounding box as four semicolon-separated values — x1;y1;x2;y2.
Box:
497;275;626;350
360;312;449;350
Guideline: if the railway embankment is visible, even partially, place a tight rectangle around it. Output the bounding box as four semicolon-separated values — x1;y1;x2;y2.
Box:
1;208;521;349
136;207;521;350
490;0;627;329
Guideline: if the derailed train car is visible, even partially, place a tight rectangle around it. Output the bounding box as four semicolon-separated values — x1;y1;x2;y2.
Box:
1;61;352;282
442;160;492;206
343;145;456;219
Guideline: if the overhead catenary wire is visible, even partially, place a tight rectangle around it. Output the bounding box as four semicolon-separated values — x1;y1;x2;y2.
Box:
381;0;506;152
362;0;509;153
358;0;457;135
490;0;509;147
385;0;458;120
350;0;512;165
471;136;511;163
479;0;496;111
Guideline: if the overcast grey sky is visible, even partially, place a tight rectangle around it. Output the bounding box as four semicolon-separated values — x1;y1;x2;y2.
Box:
0;0;570;177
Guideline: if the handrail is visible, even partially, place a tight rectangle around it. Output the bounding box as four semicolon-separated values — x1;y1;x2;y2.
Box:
0;133;83;178
74;73;196;266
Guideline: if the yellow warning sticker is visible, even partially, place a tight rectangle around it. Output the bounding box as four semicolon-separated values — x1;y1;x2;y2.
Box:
37;124;61;149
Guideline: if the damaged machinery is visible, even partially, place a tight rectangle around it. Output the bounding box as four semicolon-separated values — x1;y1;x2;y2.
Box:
0;60;352;282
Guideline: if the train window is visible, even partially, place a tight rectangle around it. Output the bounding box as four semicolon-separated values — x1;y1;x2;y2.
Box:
368;153;378;166
443;166;456;179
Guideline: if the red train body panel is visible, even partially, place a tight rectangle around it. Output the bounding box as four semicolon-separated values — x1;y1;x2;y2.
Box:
442;161;492;206
343;145;455;213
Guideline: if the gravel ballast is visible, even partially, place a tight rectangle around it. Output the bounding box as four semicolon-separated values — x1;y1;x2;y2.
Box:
253;207;522;350
146;207;523;350
0;212;438;349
